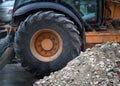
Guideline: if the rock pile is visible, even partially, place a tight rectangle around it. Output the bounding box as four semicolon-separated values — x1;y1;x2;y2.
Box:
34;42;120;86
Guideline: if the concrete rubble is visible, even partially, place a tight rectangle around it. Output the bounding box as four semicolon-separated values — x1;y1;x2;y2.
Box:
33;42;120;86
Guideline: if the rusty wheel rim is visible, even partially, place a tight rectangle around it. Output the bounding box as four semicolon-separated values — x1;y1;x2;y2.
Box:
30;29;62;62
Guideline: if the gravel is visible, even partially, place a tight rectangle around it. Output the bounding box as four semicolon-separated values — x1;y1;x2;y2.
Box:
33;42;120;86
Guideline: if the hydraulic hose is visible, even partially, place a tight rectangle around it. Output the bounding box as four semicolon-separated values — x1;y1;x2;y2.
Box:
0;31;14;57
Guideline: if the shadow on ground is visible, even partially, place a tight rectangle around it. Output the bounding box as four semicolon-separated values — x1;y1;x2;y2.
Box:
0;63;38;86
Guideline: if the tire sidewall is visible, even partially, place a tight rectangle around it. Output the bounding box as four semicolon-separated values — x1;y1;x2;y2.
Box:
20;18;76;71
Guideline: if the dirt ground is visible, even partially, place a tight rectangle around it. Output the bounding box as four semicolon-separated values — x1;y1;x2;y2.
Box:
33;42;120;86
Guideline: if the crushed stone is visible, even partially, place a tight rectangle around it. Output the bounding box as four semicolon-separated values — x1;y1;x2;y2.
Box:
33;42;120;86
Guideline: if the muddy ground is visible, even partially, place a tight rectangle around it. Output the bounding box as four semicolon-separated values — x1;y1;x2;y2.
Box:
34;42;120;86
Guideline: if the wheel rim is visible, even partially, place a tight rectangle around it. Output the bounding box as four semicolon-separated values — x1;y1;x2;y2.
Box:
30;29;63;62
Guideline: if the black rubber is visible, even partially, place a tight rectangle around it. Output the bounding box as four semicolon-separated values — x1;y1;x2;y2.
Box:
0;29;7;39
0;31;14;57
14;11;81;78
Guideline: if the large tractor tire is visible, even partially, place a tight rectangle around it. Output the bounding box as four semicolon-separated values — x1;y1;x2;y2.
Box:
15;11;82;77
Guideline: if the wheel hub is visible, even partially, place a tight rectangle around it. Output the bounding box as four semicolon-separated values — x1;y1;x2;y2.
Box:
41;39;53;51
30;29;62;62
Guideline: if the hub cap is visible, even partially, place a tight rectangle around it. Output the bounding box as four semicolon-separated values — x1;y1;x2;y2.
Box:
30;29;62;62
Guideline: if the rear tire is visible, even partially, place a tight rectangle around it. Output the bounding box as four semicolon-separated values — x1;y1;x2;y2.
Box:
15;11;82;77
